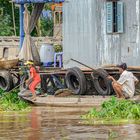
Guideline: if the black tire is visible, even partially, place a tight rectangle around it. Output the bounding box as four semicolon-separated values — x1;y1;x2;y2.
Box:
20;74;29;91
40;74;48;93
92;68;111;95
11;72;20;87
0;71;14;91
65;67;86;95
94;68;109;78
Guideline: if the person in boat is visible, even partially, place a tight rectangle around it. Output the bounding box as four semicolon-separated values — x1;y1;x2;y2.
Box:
108;63;139;99
24;60;41;101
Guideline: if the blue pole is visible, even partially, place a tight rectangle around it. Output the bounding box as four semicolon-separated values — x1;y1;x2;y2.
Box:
20;4;25;49
14;0;65;4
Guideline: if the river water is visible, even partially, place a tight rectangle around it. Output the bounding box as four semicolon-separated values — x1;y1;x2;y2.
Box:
0;106;140;140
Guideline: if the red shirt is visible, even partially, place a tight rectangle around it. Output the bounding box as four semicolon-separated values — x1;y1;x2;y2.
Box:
30;66;41;81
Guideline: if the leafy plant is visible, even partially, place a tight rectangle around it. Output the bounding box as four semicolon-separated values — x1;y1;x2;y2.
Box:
0;0;20;36
40;17;54;36
54;44;63;52
0;15;14;36
81;97;140;124
0;1;54;37
0;89;30;111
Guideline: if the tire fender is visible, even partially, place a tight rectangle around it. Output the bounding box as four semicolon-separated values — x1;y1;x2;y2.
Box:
0;70;14;91
20;74;29;91
65;67;86;95
92;68;112;95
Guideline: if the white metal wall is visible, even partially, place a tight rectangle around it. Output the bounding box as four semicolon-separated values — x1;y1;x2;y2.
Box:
63;0;140;68
63;0;97;68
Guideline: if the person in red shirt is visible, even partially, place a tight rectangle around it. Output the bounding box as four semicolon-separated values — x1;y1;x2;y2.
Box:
25;60;41;101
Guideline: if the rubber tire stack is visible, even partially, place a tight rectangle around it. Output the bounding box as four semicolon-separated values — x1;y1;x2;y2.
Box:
0;70;13;91
65;67;86;95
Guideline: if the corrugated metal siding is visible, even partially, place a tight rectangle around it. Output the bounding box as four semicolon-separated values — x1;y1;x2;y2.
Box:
121;0;140;66
63;0;97;68
96;0;121;66
63;0;140;68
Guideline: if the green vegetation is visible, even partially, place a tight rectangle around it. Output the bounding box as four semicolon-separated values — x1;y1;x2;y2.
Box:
40;17;54;36
0;0;19;36
0;89;30;112
0;0;53;36
82;97;140;124
54;44;63;52
0;88;3;95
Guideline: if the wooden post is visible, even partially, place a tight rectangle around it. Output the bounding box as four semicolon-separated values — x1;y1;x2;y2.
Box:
12;2;17;36
59;11;61;24
54;11;56;25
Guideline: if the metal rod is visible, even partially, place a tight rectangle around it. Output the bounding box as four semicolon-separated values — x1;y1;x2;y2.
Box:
13;0;65;4
0;81;26;99
70;58;95;71
4;81;26;95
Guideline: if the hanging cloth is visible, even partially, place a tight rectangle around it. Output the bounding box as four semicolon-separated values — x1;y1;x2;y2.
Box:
19;4;44;65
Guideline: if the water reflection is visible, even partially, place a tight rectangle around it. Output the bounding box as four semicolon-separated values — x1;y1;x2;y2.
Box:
0;106;140;140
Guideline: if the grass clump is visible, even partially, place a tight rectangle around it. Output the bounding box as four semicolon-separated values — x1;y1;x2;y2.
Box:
82;97;140;124
0;89;30;111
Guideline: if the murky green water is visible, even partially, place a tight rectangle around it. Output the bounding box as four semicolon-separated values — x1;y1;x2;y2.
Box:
0;106;140;140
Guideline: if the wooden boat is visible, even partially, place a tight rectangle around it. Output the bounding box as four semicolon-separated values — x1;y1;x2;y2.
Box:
0;58;19;69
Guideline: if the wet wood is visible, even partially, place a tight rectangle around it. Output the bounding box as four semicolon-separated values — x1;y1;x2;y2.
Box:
103;64;140;71
22;95;140;107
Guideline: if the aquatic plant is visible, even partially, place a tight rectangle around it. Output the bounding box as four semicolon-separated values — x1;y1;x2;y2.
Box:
0;89;30;111
0;88;4;96
82;97;140;123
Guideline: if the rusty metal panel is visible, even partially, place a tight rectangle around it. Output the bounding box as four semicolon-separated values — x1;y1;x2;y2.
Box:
63;0;140;68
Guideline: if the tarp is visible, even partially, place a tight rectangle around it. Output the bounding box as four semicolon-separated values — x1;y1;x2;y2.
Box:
19;6;33;61
19;4;44;64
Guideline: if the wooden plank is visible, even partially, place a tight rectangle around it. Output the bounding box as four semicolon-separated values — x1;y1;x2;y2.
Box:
103;64;140;71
